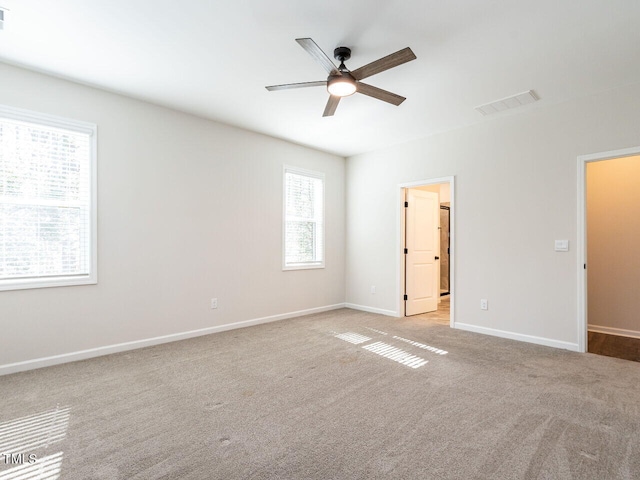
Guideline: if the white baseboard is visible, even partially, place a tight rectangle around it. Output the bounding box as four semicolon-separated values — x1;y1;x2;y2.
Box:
0;303;346;376
344;303;398;317
454;322;580;352
588;324;640;339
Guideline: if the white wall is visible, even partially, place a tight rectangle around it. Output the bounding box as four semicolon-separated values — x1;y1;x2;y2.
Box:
346;82;640;350
587;155;640;335
0;63;345;370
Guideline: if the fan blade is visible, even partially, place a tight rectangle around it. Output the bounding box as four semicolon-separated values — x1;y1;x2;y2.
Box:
357;82;406;106
350;47;416;81
296;38;340;75
266;81;327;91
323;95;341;117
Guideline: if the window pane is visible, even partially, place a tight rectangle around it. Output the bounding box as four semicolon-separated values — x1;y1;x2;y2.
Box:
0;204;84;278
285;172;317;219
285;220;316;264
0;121;87;202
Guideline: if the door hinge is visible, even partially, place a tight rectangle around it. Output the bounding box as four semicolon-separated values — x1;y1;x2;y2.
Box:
447;247;450;254
403;294;408;301
584;264;586;269
404;201;408;208
404;248;408;254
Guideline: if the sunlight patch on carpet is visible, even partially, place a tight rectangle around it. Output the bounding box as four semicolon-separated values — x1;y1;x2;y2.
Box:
364;327;388;336
334;332;372;345
0;406;70;455
0;451;63;480
362;342;428;368
392;336;448;355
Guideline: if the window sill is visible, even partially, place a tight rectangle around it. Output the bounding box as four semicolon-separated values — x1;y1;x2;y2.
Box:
283;264;325;271
0;275;97;292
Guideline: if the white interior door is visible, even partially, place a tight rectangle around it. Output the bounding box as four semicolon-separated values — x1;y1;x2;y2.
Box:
405;189;440;316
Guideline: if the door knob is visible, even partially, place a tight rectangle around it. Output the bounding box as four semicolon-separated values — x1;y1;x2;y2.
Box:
435;256;440;260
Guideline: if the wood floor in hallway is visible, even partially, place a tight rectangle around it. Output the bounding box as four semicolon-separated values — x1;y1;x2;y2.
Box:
588;331;640;363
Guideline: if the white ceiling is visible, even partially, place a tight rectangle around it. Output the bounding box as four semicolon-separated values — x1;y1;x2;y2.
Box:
1;0;639;157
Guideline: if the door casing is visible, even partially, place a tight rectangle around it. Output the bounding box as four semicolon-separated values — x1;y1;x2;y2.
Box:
577;146;640;353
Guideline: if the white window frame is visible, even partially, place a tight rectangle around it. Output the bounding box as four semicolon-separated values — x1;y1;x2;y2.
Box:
282;165;325;271
0;104;97;291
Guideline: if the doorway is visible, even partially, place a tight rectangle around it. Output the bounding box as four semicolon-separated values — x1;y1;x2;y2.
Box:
398;177;454;327
578;148;640;360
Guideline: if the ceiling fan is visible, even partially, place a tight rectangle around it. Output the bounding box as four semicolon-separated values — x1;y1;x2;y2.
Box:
265;38;416;117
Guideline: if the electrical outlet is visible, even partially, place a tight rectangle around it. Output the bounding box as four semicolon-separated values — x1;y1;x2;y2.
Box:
211;298;218;309
371;286;376;294
480;299;488;310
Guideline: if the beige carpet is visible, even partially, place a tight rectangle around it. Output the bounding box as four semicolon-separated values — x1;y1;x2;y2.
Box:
1;308;639;479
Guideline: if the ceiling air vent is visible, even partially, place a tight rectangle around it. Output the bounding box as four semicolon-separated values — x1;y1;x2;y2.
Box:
475;90;538;116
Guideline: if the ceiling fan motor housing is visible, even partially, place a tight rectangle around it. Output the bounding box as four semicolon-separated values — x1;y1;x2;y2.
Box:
333;47;351;63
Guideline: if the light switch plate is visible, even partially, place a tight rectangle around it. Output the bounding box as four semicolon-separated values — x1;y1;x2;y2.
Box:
555;240;569;252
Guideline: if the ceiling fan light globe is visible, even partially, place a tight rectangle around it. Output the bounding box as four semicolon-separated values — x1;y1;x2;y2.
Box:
327;76;357;97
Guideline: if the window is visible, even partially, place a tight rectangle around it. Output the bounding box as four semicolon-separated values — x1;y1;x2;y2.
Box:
283;166;324;270
0;105;97;291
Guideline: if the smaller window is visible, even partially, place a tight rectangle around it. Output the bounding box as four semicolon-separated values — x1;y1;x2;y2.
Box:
283;166;325;270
